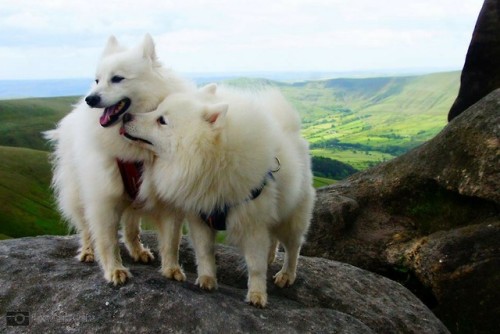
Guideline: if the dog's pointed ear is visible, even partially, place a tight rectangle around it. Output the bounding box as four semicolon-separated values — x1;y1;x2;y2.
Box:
142;33;159;65
204;103;228;128
102;35;120;57
200;83;217;95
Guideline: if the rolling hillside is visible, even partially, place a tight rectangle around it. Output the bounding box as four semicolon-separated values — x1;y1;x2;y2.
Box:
0;96;78;150
0;146;67;239
0;71;460;237
289;72;459;168
1;72;459;168
0;97;76;238
226;71;459;169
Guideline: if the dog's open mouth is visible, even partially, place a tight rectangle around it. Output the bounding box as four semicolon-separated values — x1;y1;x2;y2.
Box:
119;127;153;145
100;98;131;127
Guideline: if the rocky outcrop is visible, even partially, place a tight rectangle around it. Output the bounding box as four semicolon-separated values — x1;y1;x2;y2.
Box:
448;0;500;121
0;233;448;333
385;221;499;333
303;89;500;333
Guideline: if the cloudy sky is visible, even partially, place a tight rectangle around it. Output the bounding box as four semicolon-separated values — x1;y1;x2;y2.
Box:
0;0;484;80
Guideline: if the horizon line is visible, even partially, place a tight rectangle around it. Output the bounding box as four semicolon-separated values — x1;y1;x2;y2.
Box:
0;67;462;82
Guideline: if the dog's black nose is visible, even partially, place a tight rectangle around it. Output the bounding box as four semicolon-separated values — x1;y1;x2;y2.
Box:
85;95;101;107
122;113;133;123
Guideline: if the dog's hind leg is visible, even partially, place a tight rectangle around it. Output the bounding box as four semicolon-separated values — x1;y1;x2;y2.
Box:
121;208;154;263
187;217;217;290
155;210;186;282
268;237;278;265
62;200;94;262
272;234;301;288
77;222;95;263
240;224;271;308
273;193;313;288
56;175;94;262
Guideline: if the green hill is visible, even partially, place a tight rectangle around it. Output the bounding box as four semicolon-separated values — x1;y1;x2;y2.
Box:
0;96;77;151
0;146;67;238
282;71;460;169
1;72;460;171
225;71;459;169
313;176;335;188
0;72;460;237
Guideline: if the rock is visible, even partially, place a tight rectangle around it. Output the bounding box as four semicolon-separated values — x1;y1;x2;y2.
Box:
302;90;500;333
0;232;448;333
448;0;500;121
385;221;500;333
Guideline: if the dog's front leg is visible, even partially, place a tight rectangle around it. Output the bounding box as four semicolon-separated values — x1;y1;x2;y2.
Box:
87;203;131;285
187;216;217;290
155;210;186;282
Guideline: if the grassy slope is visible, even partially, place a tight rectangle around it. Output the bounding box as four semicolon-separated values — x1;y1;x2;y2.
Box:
0;146;67;238
280;71;459;169
0;97;76;237
0;96;77;151
2;73;459;170
0;72;459;237
313;176;335;188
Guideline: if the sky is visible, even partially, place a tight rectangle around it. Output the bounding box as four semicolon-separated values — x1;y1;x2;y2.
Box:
0;0;485;80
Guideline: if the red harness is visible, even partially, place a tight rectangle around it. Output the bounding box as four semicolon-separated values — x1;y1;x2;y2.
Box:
116;159;143;200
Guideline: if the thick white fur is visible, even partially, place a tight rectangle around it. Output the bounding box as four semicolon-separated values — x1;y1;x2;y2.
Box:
44;35;193;285
123;84;315;307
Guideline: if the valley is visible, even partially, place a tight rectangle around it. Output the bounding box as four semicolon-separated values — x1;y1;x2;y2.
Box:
0;71;460;238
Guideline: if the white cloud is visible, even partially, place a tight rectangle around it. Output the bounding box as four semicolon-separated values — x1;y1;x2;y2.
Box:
0;0;484;79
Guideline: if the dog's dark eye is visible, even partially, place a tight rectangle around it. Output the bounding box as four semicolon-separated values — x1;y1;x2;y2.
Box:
158;116;167;125
111;75;125;83
95;79;99;84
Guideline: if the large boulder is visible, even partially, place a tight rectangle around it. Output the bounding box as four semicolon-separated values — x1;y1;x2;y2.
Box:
0;232;448;333
448;0;500;121
303;89;500;333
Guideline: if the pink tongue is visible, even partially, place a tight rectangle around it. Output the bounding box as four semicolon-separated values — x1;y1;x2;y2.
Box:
100;107;114;126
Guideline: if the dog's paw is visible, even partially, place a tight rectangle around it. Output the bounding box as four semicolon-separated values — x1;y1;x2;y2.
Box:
195;275;218;291
107;268;132;285
246;291;268;308
273;270;296;288
77;250;95;263
162;266;186;282
132;248;155;264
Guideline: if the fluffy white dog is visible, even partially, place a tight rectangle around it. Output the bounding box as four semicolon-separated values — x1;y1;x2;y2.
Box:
121;84;315;307
45;35;193;285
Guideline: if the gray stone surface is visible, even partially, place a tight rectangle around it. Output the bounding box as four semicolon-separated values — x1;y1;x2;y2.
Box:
0;232;448;333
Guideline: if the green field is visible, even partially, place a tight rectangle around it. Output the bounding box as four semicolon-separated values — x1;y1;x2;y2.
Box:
313;176;336;188
0;96;77;150
0;146;67;238
294;72;458;169
226;71;459;170
0;71;459;237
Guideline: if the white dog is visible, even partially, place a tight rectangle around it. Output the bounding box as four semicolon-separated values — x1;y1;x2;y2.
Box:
44;35;193;285
121;84;315;307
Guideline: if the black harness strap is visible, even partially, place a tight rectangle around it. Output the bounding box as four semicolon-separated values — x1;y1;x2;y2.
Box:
199;205;230;231
199;171;275;231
